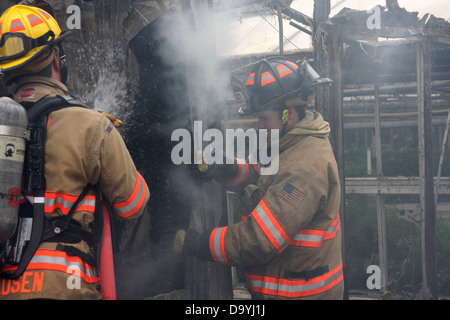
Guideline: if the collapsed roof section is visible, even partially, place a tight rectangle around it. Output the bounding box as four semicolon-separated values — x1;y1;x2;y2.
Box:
316;1;450;92
212;0;450;56
323;1;450;44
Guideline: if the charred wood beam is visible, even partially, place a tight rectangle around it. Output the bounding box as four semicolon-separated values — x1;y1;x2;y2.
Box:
282;6;313;27
211;0;265;10
417;38;438;300
343;81;450;96
313;0;330;121
346;177;450;195
384;0;419;28
373;77;388;294
224;113;450;131
342;70;450;86
277;5;284;55
325;5;450;42
324;0;450;42
289;21;312;35
344;117;449;130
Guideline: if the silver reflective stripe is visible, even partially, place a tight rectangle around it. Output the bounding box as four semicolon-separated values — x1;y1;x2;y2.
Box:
277;65;292;77
10;21;23;29
253;203;289;251
247;264;343;297
29;254;98;278
278;268;342;293
24;195;95;213
212;227;226;264
285;60;299;70
225;159;248;188
294;232;324;243
114;174;145;216
27;15;40;24
45;197;95;211
260;73;274;86
293;216;341;247
326;219;339;235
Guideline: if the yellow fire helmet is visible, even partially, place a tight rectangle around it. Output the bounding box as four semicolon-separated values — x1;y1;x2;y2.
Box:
0;4;69;72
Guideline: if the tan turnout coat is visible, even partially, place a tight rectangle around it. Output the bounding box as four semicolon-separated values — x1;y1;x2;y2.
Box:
0;76;150;299
210;110;343;299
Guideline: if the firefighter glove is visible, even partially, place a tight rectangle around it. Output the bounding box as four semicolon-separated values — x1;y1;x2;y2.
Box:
183;228;213;262
189;151;239;185
173;229;186;255
188;151;217;184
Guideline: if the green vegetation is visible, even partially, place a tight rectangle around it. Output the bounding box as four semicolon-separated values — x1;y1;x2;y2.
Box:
344;148;450;297
344;148;450;177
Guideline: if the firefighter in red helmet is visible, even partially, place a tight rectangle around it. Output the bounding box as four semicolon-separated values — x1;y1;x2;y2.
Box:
0;4;149;299
181;56;343;300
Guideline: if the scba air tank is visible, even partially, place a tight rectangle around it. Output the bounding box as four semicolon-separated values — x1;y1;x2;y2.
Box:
0;97;28;244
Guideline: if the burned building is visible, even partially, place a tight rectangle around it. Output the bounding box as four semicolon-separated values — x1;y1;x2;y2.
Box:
1;0;450;300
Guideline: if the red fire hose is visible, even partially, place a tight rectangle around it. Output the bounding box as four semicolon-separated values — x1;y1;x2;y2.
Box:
100;201;116;300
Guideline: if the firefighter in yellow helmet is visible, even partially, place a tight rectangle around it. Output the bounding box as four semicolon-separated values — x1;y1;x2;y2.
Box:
0;4;150;299
0;3;68;76
180;57;343;300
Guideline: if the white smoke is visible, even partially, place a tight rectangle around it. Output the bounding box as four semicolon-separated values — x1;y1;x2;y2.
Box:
155;4;235;122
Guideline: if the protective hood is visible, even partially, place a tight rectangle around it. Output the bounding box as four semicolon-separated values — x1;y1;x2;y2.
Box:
286;110;330;137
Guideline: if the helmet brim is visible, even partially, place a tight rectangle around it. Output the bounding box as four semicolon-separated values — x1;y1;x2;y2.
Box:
0;30;70;73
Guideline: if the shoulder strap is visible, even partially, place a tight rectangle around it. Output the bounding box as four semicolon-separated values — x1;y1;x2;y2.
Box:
27;95;89;125
23;95;88;194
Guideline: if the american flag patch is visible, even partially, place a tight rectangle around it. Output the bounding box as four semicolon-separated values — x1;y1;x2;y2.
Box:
105;121;114;134
278;182;306;208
